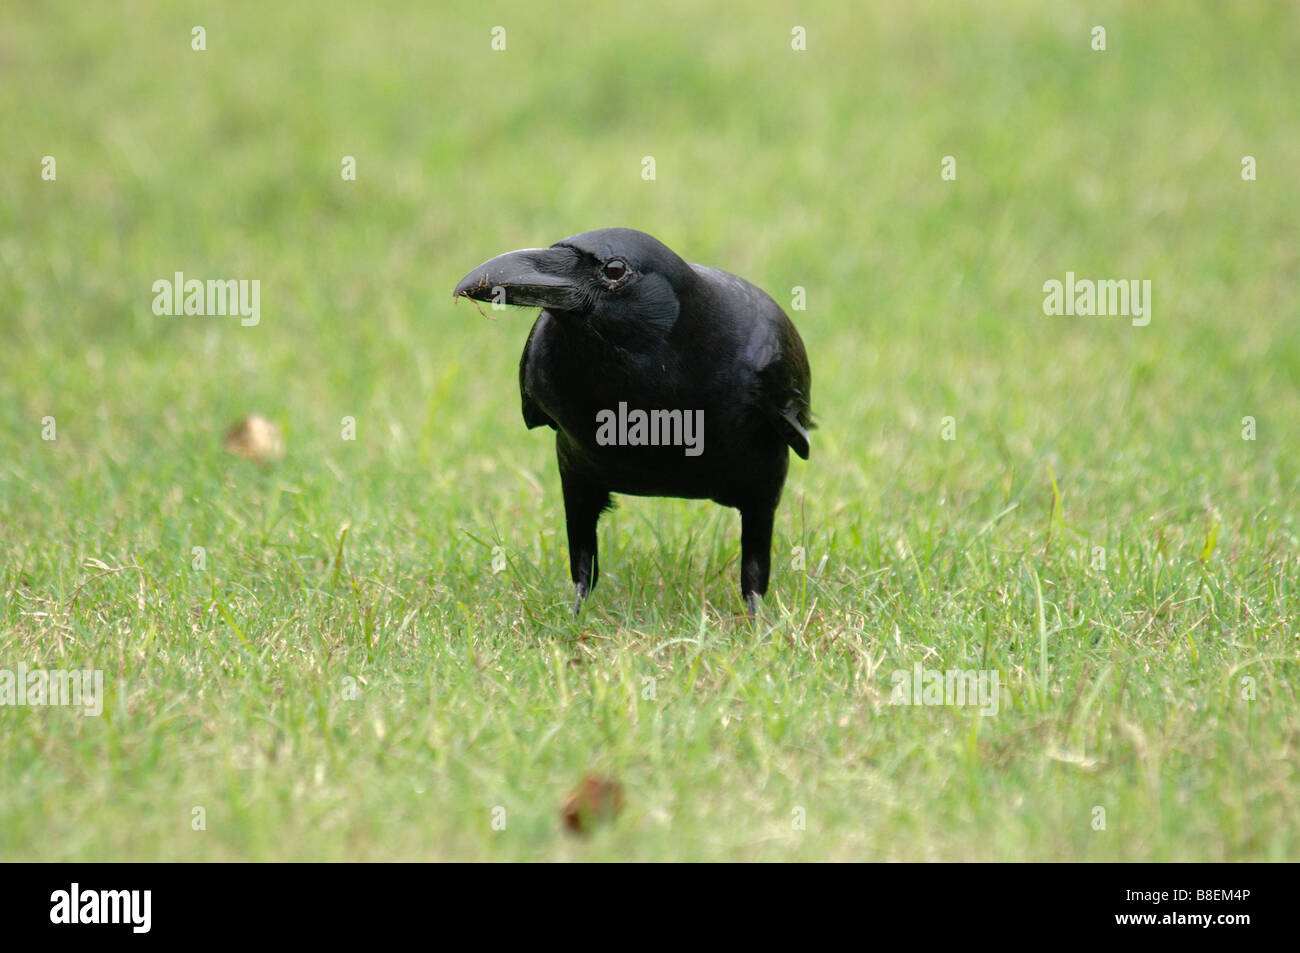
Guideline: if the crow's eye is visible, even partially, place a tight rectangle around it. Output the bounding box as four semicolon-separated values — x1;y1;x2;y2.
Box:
601;259;628;281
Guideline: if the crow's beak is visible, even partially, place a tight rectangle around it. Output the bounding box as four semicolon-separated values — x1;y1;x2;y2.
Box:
453;246;585;311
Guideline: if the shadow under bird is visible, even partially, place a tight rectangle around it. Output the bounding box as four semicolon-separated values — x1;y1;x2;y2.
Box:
454;227;813;618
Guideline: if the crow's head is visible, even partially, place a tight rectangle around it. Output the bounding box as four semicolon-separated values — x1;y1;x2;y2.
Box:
454;228;694;338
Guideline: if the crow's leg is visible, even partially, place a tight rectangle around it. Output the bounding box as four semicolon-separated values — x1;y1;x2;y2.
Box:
739;503;776;620
561;471;610;617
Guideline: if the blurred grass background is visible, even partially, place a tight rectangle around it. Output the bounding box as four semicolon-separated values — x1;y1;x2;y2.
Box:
1;1;1297;860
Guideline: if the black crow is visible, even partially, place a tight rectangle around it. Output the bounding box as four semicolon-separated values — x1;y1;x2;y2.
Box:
454;227;812;618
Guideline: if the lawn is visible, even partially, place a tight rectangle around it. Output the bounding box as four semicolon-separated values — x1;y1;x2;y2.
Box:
1;0;1297;860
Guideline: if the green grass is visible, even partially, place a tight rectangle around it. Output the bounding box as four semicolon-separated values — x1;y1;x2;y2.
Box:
2;0;1297;860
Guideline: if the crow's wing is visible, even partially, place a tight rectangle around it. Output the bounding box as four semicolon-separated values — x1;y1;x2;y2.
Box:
696;266;813;460
750;314;813;460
